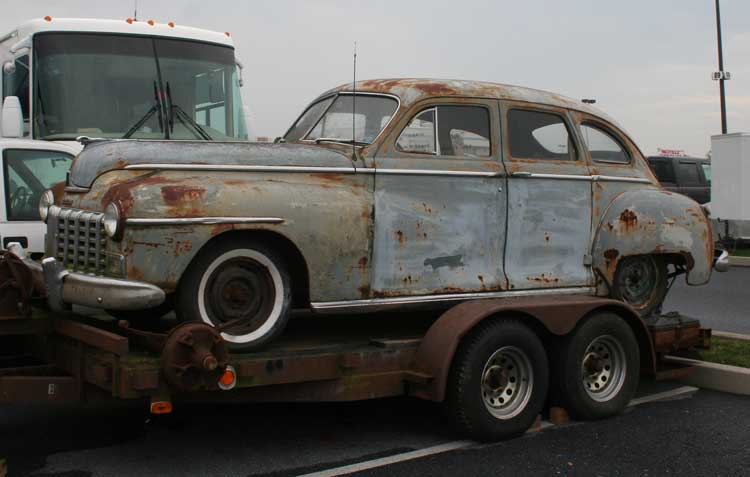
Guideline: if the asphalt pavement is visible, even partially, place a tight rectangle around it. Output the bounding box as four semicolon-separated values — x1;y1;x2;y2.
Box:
663;265;750;334
2;385;749;476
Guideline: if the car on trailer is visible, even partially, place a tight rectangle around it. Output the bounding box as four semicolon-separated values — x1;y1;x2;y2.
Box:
31;79;724;350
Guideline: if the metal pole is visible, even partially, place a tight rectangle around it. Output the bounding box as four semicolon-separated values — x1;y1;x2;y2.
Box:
715;0;728;134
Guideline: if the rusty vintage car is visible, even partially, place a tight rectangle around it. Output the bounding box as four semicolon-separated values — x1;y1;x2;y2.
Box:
31;79;726;349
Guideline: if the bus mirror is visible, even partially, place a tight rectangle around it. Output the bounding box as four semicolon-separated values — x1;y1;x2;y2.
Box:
1;96;23;138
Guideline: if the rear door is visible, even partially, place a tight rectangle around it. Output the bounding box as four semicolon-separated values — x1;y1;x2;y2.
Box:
500;102;593;289
371;98;507;297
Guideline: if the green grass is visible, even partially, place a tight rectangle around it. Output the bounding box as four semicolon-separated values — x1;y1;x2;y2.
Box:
699;337;750;368
731;248;750;257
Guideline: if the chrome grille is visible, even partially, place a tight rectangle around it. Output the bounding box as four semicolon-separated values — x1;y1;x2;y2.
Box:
53;208;107;274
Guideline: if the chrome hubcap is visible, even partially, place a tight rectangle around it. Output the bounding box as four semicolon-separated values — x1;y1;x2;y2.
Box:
582;335;627;402
481;346;534;419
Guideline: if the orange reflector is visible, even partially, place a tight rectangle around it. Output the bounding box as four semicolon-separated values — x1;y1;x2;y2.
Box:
168;21;175;28
224;31;231;37
147;20;155;26
126;18;134;24
44;16;52;22
150;401;173;415
218;365;237;390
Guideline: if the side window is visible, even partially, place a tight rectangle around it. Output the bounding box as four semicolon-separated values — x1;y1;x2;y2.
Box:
701;163;711;185
3;149;72;221
580;124;630;164
1;54;30;126
397;105;491;157
648;160;676;183
508;109;575;161
677;161;701;185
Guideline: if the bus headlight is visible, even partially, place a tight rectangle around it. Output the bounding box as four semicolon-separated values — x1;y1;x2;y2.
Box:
39;190;54;222
103;202;122;240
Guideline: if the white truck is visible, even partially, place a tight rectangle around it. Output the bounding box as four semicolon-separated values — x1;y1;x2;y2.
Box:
0;17;249;254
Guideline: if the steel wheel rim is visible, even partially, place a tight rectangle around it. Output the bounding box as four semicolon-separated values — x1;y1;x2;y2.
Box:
619;256;657;308
582;335;627;402
481;346;534;420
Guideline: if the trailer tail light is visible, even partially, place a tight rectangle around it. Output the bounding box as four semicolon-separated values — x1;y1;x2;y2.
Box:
218;365;237;391
150;400;173;415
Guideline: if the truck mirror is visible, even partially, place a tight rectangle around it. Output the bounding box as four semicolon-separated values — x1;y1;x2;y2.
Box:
1;96;23;138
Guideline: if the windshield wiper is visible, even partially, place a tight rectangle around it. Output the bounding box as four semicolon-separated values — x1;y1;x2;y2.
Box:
122;81;164;139
165;82;212;141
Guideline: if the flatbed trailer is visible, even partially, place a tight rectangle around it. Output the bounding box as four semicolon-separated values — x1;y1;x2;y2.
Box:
0;281;709;440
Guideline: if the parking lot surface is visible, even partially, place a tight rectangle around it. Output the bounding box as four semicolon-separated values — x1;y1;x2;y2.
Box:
2;384;748;476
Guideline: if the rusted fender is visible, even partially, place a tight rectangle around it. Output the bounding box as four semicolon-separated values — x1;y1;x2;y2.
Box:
409;295;654;402
592;189;713;287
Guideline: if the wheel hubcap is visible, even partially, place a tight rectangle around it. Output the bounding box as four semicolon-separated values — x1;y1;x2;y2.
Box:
481;346;534;420
582;335;627;402
619;257;657;308
205;257;276;334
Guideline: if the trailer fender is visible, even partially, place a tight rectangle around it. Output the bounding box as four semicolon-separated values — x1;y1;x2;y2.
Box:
409;296;655;402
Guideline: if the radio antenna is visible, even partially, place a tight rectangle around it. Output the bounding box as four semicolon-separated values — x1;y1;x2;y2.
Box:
134;0;138;21
352;40;357;159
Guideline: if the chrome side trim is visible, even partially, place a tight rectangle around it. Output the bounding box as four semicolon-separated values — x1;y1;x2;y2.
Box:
511;172;651;184
126;217;285;226
124;164;355;174
311;287;595;313
358;168;501;177
593;175;652;184
64;185;90;193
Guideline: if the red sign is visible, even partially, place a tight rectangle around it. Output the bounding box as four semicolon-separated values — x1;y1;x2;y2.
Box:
657;148;686;157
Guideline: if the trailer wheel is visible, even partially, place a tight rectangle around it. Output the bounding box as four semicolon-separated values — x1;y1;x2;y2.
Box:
175;237;292;351
611;255;667;317
445;319;548;441
555;312;639;420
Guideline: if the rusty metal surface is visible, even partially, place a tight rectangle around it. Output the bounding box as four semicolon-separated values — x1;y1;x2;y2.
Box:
0;250;35;319
162;322;229;391
0;375;79;402
44;78;712;317
53;319;129;355
409;295;654;402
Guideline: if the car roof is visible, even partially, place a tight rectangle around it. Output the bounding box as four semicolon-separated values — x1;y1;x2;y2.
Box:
321;78;624;130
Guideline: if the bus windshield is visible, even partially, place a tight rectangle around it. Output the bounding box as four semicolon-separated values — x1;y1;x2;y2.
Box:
33;33;247;141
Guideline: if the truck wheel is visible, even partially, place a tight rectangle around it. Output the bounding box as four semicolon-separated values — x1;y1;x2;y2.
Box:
445;319;549;441
611;255;667;317
554;312;639;420
175;237;292;351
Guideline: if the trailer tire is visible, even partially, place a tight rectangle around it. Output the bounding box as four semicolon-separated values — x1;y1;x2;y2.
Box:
554;312;639;420
445;319;548;441
175;237;292;351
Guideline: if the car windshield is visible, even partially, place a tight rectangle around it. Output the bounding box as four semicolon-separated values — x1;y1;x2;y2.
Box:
285;94;398;144
33;33;247;141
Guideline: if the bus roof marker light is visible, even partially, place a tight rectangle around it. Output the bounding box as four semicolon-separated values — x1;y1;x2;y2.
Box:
126;18;134;24
168;22;175;28
225;32;231;37
147;20;155;26
44;16;52;22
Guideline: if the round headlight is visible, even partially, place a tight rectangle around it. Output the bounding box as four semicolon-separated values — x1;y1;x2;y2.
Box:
103;202;122;239
39;189;54;222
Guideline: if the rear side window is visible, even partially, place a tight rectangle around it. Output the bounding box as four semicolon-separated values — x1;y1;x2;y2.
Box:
648;160;676;183
397;105;491;157
580;124;630;163
678;161;701;185
508;109;575;161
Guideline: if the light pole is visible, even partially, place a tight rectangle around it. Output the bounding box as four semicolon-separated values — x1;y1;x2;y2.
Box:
714;0;729;134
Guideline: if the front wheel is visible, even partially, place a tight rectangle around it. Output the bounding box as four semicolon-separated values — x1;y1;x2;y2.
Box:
553;312;639;420
445;319;549;441
175;238;292;351
611;255;667;317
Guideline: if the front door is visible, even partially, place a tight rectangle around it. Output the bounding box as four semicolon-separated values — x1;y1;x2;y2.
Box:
501;102;593;289
371;99;507;297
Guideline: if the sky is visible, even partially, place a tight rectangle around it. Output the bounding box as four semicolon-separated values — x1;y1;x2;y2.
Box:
1;0;748;156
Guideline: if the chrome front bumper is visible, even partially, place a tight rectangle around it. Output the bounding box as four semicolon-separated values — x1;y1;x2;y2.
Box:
8;243;165;312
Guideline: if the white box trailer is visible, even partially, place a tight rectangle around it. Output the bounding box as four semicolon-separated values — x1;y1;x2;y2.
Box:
711;133;750;221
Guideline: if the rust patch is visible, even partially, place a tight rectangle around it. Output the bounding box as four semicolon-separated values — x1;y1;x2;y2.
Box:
358;284;371;299
174;240;193;257
395;230;406;247
619;209;638;231
161;185;206;204
101;175;172;215
358;256;368;268
211;223;235;236
603;249;619;260
526;274;560;284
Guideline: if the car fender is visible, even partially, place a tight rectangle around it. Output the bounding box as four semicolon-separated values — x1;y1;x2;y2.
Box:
592;189;713;287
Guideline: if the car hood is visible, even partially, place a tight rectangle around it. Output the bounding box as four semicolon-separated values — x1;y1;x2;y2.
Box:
68;140;353;188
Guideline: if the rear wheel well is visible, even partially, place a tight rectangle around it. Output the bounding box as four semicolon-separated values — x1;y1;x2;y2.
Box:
187;229;311;309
